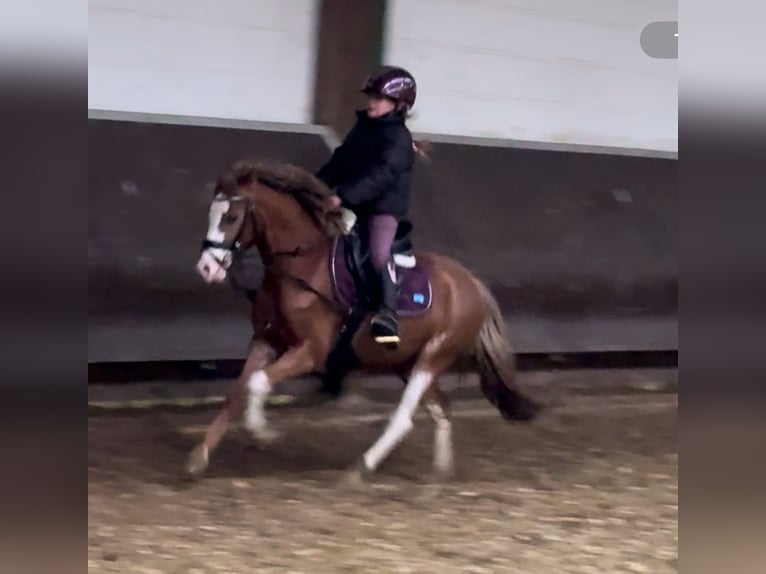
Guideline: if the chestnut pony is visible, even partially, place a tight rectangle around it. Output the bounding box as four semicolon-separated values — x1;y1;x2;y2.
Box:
190;160;540;481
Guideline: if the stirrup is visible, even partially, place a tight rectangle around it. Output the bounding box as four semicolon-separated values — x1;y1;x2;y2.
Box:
371;313;400;345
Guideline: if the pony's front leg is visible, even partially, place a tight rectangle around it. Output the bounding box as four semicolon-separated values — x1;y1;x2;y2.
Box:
187;339;277;477
244;342;317;441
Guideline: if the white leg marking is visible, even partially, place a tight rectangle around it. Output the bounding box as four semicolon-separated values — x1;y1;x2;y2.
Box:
244;370;273;439
363;370;433;471
424;333;448;357
426;401;454;474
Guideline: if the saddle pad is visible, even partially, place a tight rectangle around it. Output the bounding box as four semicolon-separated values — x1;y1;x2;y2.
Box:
330;236;432;316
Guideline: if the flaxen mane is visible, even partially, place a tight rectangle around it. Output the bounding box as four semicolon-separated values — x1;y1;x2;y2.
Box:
216;159;343;235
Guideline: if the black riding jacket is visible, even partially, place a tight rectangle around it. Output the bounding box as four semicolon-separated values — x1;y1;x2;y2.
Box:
316;109;414;218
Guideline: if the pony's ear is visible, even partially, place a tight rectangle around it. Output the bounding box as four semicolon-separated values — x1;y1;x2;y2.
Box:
228;160;255;188
236;170;254;187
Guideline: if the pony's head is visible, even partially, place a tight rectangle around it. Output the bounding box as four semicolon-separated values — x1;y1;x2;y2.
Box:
196;164;256;284
196;160;343;284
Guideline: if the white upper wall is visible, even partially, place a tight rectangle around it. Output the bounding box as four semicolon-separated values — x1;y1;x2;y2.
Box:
385;0;677;152
88;0;318;124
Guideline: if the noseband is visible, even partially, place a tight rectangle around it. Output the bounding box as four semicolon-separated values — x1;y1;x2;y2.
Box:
201;237;242;254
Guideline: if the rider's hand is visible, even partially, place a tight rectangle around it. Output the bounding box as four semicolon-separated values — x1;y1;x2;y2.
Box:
327;195;342;209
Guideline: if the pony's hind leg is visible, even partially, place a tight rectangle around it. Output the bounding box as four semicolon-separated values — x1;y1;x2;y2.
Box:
352;333;454;478
353;337;454;478
357;369;435;476
424;385;454;480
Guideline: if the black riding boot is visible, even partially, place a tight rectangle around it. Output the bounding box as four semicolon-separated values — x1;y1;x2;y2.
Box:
370;262;400;346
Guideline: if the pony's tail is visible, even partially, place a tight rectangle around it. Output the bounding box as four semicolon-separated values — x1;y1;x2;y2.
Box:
472;278;542;422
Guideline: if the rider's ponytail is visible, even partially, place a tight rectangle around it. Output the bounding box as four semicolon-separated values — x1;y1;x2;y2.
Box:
412;139;432;163
397;104;432;163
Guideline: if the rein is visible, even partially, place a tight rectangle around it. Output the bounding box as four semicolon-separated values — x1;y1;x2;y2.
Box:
263;241;345;314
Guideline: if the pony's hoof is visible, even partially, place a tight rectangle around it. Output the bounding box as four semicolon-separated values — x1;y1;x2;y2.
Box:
251;426;282;444
334;392;374;411
342;470;365;488
430;467;457;484
186;444;209;479
417;482;451;502
340;459;371;488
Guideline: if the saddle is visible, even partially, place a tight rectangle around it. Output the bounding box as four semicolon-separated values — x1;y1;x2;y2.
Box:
321;219;433;395
330;218;431;315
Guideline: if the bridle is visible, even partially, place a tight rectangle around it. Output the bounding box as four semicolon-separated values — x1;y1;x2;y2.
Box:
200;193;344;313
199;195;250;264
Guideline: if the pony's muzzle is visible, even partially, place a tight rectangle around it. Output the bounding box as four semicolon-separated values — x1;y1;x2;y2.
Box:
196;250;229;283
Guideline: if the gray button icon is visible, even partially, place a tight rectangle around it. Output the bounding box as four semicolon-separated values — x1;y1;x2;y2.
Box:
641;21;678;59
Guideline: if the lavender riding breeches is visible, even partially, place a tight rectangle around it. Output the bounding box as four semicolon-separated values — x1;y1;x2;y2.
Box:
367;214;398;271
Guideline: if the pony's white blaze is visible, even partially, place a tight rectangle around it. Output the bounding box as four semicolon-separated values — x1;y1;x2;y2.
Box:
196;198;231;283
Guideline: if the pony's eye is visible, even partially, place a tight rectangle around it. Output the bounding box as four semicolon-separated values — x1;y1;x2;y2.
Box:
222;214;238;225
